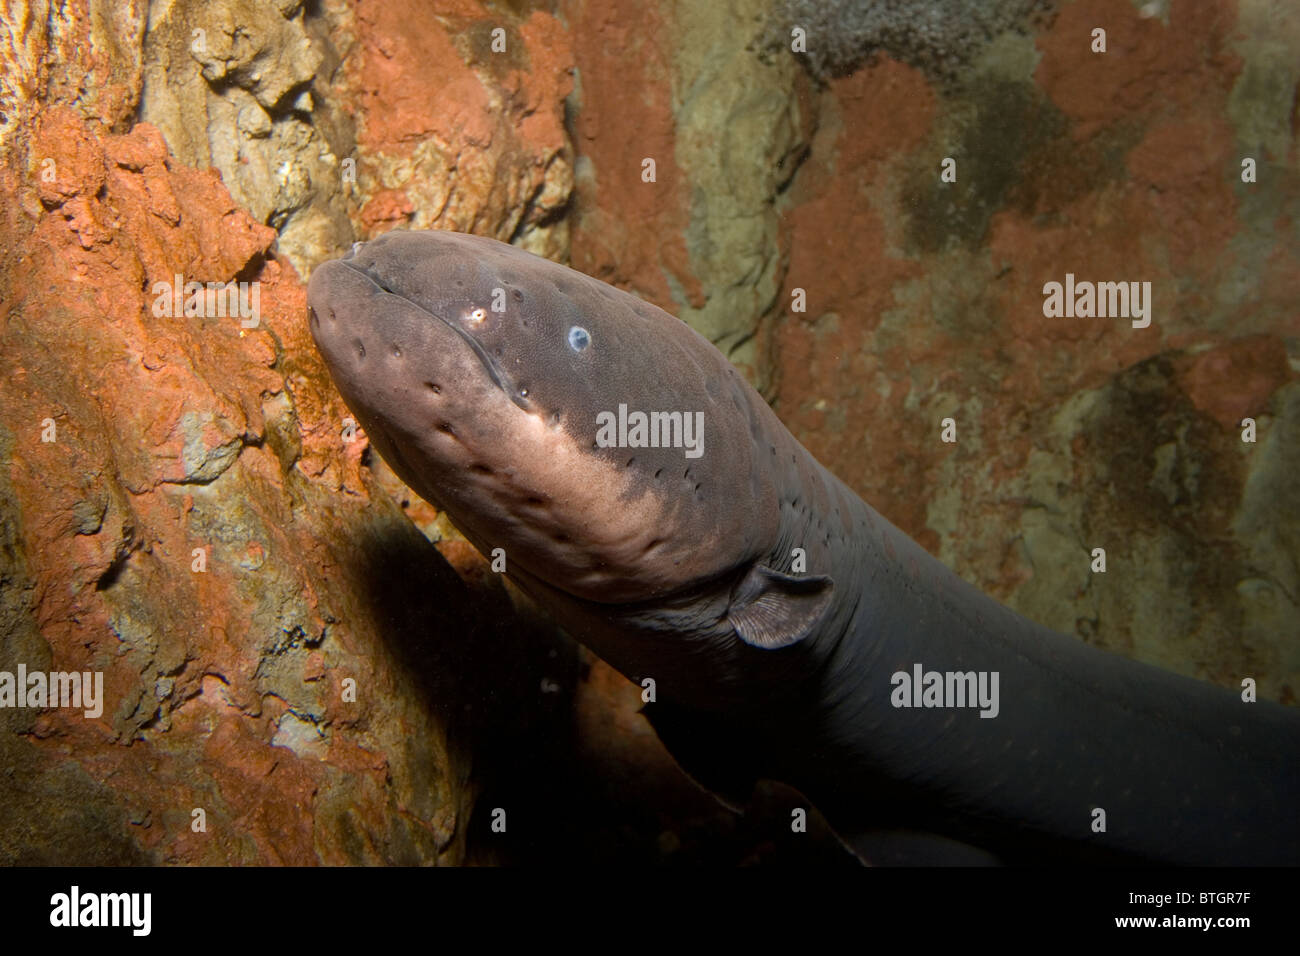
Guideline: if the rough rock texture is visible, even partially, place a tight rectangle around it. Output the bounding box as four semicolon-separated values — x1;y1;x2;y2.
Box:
139;0;354;275
771;0;1300;700
2;105;566;864
137;0;573;276
0;0;144;158
768;0;1060;82
0;1;580;866
327;0;574;260
568;0;808;390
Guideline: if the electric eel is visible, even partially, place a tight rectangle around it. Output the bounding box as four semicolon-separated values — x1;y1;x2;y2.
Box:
307;229;1300;865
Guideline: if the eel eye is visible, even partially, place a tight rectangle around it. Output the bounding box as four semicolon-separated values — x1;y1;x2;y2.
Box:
567;326;591;352
467;307;487;324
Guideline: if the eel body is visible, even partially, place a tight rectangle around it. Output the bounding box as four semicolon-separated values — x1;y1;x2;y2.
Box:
307;230;1300;865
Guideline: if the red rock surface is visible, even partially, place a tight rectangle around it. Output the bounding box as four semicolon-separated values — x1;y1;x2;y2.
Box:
777;61;940;546
0;5;577;865
567;0;701;305
1173;336;1292;430
768;0;1299;694
4;106;449;864
338;0;574;252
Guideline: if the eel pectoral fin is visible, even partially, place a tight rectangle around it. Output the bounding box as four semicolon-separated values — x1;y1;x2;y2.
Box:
726;564;834;650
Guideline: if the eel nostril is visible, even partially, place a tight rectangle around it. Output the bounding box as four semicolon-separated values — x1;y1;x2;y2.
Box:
308;306;318;327
355;340;366;359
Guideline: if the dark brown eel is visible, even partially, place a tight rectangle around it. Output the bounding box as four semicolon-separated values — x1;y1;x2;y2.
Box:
306;229;1300;865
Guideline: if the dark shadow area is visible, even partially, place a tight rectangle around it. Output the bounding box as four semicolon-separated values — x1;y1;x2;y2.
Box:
348;515;858;865
348;514;573;786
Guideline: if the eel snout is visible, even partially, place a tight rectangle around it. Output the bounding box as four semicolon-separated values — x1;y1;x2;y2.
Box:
306;231;774;603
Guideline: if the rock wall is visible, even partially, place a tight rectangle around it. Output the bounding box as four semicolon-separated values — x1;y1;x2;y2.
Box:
568;0;809;391
0;0;576;866
770;0;1299;699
